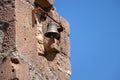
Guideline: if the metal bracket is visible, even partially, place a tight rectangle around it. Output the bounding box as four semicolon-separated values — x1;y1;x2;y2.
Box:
32;7;63;31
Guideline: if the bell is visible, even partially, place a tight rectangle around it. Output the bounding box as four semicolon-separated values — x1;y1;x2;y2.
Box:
45;22;59;39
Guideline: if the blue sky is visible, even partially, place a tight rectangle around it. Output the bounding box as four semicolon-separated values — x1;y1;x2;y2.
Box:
54;0;120;80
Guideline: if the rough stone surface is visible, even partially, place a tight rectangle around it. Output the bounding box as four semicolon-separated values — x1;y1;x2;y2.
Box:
15;0;37;60
35;0;54;10
0;52;30;80
0;30;4;51
0;0;16;53
0;0;71;80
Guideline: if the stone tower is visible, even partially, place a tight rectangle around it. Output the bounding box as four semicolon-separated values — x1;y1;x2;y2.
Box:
0;0;71;80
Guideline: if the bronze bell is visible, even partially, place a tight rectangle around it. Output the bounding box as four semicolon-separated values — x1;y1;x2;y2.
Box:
45;22;59;39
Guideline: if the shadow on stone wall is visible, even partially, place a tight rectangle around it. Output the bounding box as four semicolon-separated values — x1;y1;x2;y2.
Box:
38;51;57;61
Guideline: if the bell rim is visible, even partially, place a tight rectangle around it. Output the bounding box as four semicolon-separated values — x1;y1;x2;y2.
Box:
45;32;60;38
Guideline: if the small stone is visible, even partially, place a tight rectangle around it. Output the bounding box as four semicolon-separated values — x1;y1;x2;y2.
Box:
36;35;43;40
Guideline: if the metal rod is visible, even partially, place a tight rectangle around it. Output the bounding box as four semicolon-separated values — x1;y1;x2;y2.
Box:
35;7;63;29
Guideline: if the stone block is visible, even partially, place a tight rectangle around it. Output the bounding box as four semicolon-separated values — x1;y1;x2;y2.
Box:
60;31;70;57
44;38;60;53
0;56;29;80
15;0;37;59
35;0;54;10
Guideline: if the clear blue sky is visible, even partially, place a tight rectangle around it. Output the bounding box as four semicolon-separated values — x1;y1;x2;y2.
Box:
54;0;120;80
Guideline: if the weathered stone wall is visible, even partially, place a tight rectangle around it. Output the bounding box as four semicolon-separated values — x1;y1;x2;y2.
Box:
0;0;71;80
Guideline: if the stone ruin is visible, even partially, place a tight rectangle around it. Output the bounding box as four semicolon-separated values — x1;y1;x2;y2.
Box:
0;0;71;80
